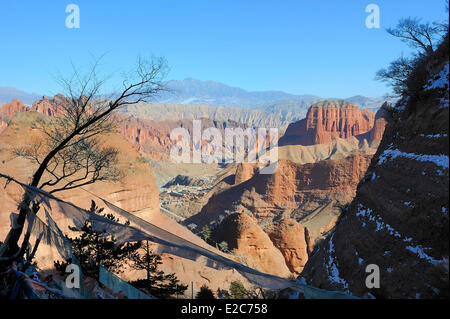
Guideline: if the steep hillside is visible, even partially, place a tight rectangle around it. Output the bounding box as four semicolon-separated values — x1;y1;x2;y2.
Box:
0;111;160;234
301;36;449;299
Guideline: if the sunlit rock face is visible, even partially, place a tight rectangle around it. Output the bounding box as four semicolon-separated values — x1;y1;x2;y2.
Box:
279;101;376;147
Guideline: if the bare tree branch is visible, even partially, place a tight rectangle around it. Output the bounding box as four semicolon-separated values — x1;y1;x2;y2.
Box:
387;17;446;55
1;55;169;260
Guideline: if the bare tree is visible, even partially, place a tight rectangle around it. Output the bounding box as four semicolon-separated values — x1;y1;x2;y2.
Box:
14;135;120;194
375;55;417;97
387;17;445;55
377;12;448;97
0;56;168;260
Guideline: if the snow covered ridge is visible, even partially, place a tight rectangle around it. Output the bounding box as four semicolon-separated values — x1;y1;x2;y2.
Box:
424;63;449;91
355;204;447;266
377;148;449;170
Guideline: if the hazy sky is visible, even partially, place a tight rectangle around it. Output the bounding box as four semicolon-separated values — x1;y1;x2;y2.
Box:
0;0;447;98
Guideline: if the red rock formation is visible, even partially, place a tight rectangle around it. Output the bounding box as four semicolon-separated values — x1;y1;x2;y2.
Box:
119;116;249;160
0;120;7;135
191;154;372;226
31;94;68;116
211;212;291;277
267;219;311;275
29;95;253;161
0;98;28;118
187;153;373;275
234;162;257;184
118;117;179;160
28;96;183;160
0;99;29;134
279;101;375;146
367;102;390;145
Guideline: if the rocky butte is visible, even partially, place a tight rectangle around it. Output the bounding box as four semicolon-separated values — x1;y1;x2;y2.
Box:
279;100;375;146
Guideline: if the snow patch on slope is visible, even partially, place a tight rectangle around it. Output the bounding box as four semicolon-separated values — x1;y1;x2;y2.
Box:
326;234;350;291
355;204;448;266
424;63;449;91
377;148;449;170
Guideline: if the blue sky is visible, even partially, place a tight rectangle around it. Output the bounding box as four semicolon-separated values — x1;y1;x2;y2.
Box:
0;0;447;98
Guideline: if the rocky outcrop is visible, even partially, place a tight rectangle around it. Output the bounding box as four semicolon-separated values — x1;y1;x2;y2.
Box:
267;219;312;275
189;154;373;226
0;98;28;118
31;94;68;116
186;153;373;276
301;37;449;298
119;116;248;160
211;212;291;277
0;120;7;134
234;162;258;184
0;98;29;134
279;101;376;146
368;103;390;144
355;102;391;147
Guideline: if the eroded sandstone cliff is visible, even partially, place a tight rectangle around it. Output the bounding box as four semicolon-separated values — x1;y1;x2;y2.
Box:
279;101;376;146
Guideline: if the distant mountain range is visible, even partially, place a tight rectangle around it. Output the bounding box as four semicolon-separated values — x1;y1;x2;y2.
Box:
1;79;393;121
157;78;321;108
156;78;392;114
0;87;41;105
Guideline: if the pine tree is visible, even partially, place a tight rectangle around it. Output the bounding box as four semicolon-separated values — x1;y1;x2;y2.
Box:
228;280;263;299
201;225;211;242
229;280;248;299
55;200;141;280
129;241;187;298
196;285;215;299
